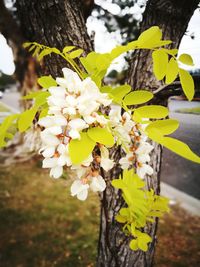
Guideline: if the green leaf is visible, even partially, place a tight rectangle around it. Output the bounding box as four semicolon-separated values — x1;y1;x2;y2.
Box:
137;26;162;47
69;49;83;59
146;119;179;136
39;107;49;119
87;127;115;147
137;232;152;252
38;49;52;61
110;85;131;103
111;179;124;189
22;91;45;100
34;91;50;107
165;58;179;84
115;214;127;223
63;46;75;53
80;52;98;73
124;90;153;105
178;54;194;66
18;107;38;132
179;68;194;101
134;105;169;121
38;76;57;88
110;45;128;59
0;114;19;147
152;50;168;80
160;137;200;164
69;132;95;164
100;85;112;94
137;26;172;48
129;239;138;251
23;42;32;48
162;48;178;56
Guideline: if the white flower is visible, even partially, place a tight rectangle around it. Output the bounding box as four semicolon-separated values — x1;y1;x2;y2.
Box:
71;165;88;179
137;154;151;163
48;86;66;97
70;180;89;201
50;166;63;179
42;158;63;179
40;146;55;158
119;153;133;169
40;131;60;146
109;105;122;126
137;164;153;179
68;118;88;139
101;158;114;171
56;68;82;93
100;146;114;171
90;175;106;192
57;144;72;166
135;142;154;155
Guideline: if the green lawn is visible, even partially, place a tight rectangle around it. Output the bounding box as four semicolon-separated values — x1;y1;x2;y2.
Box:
0;159;199;267
176;107;200;115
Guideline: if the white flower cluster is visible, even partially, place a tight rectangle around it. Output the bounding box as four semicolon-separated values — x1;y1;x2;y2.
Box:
38;68;153;201
109;106;154;179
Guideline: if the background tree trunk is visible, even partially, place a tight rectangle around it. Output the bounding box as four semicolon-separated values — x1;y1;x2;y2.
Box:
97;1;199;266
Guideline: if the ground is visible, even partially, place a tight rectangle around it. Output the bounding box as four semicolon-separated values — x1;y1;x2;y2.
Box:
0;159;199;267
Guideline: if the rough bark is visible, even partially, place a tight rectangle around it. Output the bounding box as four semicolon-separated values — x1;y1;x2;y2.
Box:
97;1;199;267
16;0;93;77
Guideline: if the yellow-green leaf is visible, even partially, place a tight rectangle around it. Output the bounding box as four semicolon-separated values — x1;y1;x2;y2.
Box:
179;68;194;101
69;49;83;59
146;119;179;136
137;26;162;47
137;232;152;251
87;127;115;147
178;54;194;66
152;50;168;80
165;58;179;84
160;137;200;163
38;49;52;61
38;76;57;88
162;48;178;56
134;105;169;121
63;46;75;53
110;85;131;103
34;92;50;107
124;90;153;105
129;239;138;251
22;91;44;100
69;132;95;164
18;107;38;132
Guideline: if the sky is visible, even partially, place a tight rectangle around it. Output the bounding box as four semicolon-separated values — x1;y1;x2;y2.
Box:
0;3;199;75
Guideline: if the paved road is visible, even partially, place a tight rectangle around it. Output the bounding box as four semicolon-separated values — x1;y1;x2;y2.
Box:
161;100;200;200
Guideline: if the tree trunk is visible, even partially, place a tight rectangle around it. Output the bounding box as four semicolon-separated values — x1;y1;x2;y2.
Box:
97;1;199;266
15;0;93;78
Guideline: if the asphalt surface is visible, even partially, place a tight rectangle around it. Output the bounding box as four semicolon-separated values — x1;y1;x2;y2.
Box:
161;100;200;200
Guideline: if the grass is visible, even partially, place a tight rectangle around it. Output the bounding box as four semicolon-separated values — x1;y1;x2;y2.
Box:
0;102;10;112
176;107;200;114
0;159;199;267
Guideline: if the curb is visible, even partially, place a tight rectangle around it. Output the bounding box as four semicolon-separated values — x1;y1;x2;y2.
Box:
161;182;200;216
